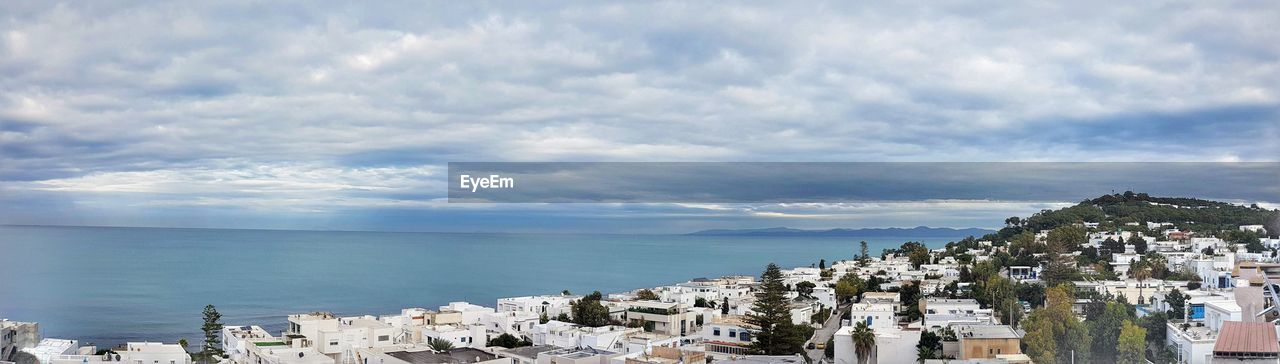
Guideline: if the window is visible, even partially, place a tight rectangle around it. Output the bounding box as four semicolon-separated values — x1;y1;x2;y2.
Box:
330;340;339;346
729;331;736;338
378;335;390;341
713;328;720;336
739;332;750;341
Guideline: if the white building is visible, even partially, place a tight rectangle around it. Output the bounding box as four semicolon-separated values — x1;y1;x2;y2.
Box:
498;296;579;319
701;316;756;356
223;325;275;363
1241;225;1269;235
359;346;510;364
284;313;399;356
920;299;995;330
440;302;497;326
50;342;192;364
833;324;923;364
847;303;896;330
21;339;77;364
485;310;541;337
1;320;39;362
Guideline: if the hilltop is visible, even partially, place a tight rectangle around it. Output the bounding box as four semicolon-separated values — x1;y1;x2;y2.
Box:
994;191;1280;240
687;226;995;237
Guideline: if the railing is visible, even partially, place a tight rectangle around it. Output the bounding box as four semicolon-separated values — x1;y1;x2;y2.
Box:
628;307;678;315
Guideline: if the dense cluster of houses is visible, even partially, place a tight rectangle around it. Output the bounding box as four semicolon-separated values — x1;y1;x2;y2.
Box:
4;222;1279;364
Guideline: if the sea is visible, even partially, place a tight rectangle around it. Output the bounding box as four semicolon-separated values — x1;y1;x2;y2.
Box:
0;225;969;347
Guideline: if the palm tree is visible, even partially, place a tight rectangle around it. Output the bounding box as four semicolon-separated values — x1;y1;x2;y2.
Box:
915;346;935;363
177;339;189;353
1131;259;1152;303
428;338;455;352
851;322;876;364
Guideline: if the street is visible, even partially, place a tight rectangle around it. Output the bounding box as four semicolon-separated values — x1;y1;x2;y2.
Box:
805;303;847;363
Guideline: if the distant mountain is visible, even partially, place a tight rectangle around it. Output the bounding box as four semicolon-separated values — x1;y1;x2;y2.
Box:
686;226;995;237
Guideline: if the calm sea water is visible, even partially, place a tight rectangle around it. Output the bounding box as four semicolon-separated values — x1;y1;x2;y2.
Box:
0;225;965;347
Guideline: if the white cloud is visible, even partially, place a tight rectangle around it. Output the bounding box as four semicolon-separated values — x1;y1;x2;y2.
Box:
0;1;1276;228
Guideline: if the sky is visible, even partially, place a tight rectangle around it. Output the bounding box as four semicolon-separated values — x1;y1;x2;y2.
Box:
1;1;1278;233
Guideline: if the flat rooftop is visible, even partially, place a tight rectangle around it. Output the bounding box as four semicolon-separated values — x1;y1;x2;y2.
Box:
714;355;806;364
955;325;1022;340
497;345;558;359
388;348;498;364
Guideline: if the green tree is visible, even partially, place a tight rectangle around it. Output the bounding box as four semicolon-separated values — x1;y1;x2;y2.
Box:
836;273;865;303
572;291;611;327
851;321;876;364
1088;301;1136;362
1132;235;1149;254
488;333;526;348
636;289;659;301
428;337;455;351
745;263;803;355
722;297;730;315
695;297;709;308
1140;312;1168;349
1009;231;1044;256
1046;225;1086;252
201;305;224;361
1023;285;1090;364
1118;321;1146;364
859;241;870;266
795;281;816;298
899;281;923;321
984;276;1022;327
177;339;189;353
916;330;942;362
907;246;930;269
1165;288;1188;318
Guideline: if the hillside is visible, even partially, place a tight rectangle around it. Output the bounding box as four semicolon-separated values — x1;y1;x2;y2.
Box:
996;191;1279;239
688;226;995;237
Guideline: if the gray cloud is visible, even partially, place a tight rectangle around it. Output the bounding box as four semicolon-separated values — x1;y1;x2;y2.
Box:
1;1;1277;230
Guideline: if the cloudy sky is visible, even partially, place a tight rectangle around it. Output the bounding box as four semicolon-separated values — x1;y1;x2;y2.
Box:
1;1;1277;233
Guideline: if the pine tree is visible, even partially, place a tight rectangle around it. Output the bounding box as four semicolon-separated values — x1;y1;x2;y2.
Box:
201;305;224;361
745;263;795;355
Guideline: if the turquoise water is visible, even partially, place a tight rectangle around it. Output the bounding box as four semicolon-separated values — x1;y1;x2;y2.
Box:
0;225;966;347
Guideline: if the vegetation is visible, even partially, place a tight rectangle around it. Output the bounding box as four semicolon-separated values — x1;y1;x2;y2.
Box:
850;321;875;364
745;263;808;355
835;273;864;303
200;305;224;362
571;291;611;327
636;289;659;301
997;192;1279;240
488;333;532;349
915;330;943;362
1087;301;1136;362
428;337;455;351
859;241;870;266
1022;285;1091;364
1117;321;1147;364
795;281;816;298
